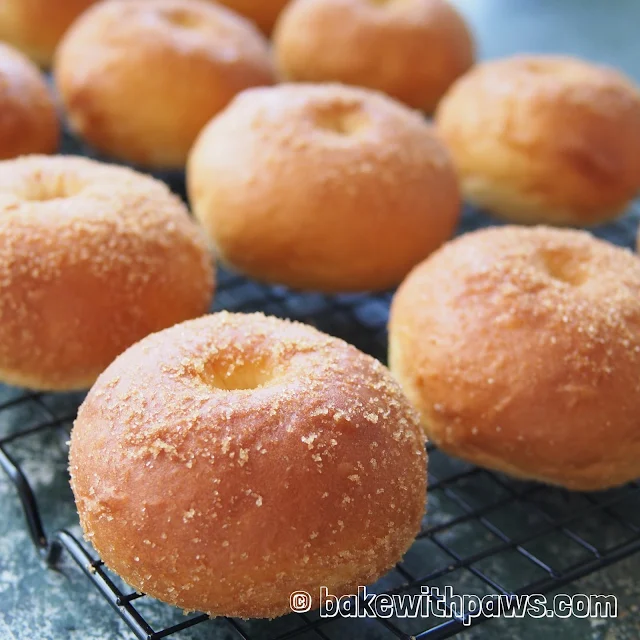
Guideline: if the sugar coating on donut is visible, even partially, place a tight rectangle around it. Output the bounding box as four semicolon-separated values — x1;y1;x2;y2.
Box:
70;311;427;617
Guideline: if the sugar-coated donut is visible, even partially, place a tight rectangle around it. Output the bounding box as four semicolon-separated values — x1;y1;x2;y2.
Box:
273;0;475;113
435;55;640;225
0;0;96;67
0;155;215;391
54;0;276;169
214;0;289;33
69;312;427;618
389;226;640;491
188;83;460;292
0;43;59;158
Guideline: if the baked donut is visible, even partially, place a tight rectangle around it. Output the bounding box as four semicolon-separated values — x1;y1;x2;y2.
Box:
0;0;96;67
0;43;59;158
215;0;289;33
69;312;427;618
188;83;460;292
54;0;276;169
389;225;640;491
435;55;640;225
273;0;475;113
0;155;214;391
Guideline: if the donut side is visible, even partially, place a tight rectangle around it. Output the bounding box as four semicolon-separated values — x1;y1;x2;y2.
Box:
217;0;289;33
0;43;59;158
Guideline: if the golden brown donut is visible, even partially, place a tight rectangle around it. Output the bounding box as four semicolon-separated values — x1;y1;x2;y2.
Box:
435;55;640;226
389;225;640;491
54;0;276;169
188;83;461;292
214;0;289;33
69;311;427;618
0;0;97;67
0;43;59;159
0;155;215;391
273;0;475;113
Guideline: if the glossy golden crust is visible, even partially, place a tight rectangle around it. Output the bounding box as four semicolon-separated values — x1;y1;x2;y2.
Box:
70;312;427;618
0;155;215;390
389;226;640;491
273;0;474;113
0;0;96;66
216;0;289;33
0;43;59;158
187;83;460;292
435;55;640;225
54;0;275;169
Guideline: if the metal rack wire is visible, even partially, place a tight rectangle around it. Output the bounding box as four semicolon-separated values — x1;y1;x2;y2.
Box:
2;262;640;640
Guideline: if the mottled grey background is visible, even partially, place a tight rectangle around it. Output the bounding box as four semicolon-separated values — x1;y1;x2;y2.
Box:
2;0;640;639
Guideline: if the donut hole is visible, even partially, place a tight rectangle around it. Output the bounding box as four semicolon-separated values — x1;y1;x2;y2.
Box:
520;58;589;83
539;251;587;286
522;59;558;75
162;9;202;30
22;178;78;202
199;360;274;391
313;105;369;136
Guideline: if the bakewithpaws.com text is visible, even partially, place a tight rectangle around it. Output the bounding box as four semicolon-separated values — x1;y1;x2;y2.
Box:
289;586;617;623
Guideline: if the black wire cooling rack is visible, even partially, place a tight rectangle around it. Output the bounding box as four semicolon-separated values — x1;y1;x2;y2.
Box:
2;263;640;640
1;126;640;639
